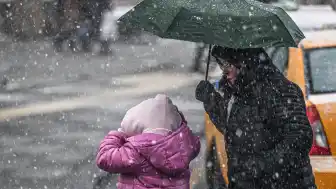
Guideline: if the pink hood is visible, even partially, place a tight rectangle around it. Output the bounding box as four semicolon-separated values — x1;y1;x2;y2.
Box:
96;122;200;189
120;94;183;136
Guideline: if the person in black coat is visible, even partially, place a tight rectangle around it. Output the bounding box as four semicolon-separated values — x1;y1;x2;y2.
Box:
81;0;112;54
53;0;112;54
195;46;317;189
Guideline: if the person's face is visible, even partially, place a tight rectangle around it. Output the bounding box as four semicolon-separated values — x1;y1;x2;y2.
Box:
215;57;241;85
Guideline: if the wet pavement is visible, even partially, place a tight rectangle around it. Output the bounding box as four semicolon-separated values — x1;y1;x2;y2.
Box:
0;38;195;90
0;93;209;189
0;32;210;188
0;83;208;189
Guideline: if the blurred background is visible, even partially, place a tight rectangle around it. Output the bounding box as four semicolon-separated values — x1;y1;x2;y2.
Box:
0;0;336;189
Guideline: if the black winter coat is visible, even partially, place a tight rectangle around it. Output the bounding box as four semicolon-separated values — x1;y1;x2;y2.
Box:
204;55;317;189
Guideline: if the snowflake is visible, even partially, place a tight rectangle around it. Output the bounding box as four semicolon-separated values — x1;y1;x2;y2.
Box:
274;172;280;178
273;25;278;31
236;129;243;137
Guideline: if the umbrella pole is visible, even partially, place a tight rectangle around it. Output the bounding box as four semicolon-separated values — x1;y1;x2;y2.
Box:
205;44;212;81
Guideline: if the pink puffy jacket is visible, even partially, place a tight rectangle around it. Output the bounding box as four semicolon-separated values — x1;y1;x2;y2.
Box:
96;122;200;189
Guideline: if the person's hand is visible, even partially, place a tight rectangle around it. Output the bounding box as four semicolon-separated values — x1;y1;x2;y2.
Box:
195;80;215;103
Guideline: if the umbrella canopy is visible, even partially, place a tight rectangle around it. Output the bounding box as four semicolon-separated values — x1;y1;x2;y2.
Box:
117;0;305;48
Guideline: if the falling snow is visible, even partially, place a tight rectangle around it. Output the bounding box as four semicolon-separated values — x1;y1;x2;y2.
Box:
0;0;333;189
235;128;243;137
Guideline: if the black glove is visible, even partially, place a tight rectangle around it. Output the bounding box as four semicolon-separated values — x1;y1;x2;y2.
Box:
195;80;216;103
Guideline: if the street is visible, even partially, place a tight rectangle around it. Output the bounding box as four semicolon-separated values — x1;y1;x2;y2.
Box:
0;29;210;189
0;84;208;189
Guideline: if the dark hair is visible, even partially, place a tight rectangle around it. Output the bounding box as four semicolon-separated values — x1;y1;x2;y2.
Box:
213;46;278;89
211;45;266;66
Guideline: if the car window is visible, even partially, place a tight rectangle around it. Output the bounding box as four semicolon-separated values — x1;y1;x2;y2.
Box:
265;47;288;73
307;47;336;94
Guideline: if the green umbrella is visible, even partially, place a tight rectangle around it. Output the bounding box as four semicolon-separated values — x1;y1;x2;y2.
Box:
117;0;305;79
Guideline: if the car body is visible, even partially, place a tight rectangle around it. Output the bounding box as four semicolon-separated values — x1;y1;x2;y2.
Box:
204;29;336;189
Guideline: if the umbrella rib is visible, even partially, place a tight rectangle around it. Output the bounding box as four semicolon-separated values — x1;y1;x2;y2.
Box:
163;7;189;35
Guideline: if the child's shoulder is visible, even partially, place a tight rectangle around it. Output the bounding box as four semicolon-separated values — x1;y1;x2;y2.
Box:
127;133;166;146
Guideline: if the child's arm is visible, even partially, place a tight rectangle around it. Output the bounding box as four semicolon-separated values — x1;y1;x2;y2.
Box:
96;131;143;174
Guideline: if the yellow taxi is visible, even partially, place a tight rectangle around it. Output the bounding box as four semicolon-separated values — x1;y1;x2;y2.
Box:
204;29;336;189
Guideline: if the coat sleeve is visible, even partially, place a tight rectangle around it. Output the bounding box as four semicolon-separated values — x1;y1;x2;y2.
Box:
96;131;144;174
264;82;313;172
203;91;228;134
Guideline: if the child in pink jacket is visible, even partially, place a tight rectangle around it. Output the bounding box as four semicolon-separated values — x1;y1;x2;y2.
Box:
96;94;201;189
